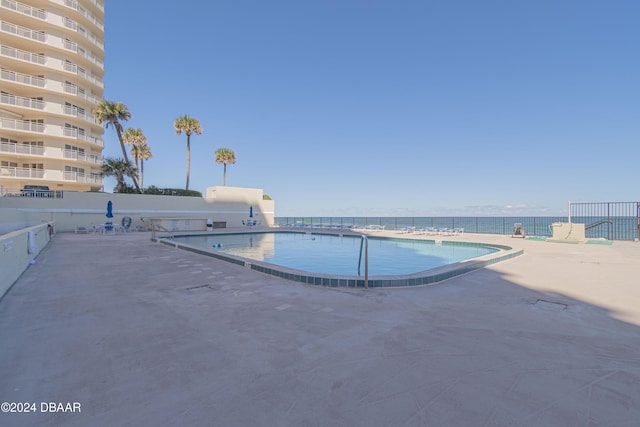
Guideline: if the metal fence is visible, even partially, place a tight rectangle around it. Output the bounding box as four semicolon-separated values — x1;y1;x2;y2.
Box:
570;201;639;241
275;216;567;237
277;202;640;241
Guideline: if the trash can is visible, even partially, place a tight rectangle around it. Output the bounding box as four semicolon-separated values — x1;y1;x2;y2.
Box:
206;218;213;232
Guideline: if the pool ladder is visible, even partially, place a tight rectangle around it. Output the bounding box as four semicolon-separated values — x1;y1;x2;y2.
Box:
358;235;369;288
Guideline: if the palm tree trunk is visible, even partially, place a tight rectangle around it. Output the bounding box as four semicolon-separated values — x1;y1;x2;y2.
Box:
223;163;227;186
185;135;191;190
135;156;139;184
115;125;130;164
115;125;141;192
140;160;144;189
115;124;142;192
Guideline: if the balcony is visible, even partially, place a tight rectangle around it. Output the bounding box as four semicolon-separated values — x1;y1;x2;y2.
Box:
62;0;103;32
63;105;98;124
1;20;46;42
63;61;103;88
0;119;103;146
0;92;45;110
0;0;47;21
1;44;46;65
0;117;44;132
63;148;102;164
63;170;101;184
63;82;100;105
62;127;102;145
0;166;44;179
0;142;103;165
0;166;102;184
0;67;46;88
62;39;103;68
0;142;45;156
63;17;103;50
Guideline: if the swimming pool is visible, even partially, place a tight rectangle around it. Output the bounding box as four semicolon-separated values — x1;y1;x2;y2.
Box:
159;231;522;288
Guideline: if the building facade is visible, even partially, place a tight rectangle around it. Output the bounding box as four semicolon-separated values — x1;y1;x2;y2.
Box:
0;0;104;194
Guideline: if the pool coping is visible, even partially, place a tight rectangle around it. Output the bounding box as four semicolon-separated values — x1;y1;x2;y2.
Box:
156;230;524;288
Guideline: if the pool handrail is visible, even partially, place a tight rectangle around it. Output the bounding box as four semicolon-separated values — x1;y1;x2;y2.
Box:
358;235;369;288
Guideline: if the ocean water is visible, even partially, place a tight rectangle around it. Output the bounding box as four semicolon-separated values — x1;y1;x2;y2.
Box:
276;216;639;240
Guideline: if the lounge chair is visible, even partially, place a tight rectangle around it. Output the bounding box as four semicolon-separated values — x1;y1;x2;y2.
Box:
74;226;89;234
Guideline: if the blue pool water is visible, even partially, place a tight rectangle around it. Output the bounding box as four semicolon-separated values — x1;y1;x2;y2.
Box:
170;232;499;276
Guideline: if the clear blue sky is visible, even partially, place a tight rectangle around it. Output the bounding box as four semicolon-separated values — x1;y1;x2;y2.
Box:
102;0;639;217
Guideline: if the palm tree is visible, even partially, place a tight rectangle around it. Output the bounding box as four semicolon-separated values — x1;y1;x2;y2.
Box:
174;115;202;190
94;100;141;191
215;148;236;186
136;143;152;189
123;128;146;190
101;157;135;193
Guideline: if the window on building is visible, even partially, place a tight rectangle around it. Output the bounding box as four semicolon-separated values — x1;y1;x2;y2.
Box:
22;163;44;169
65;123;85;135
1;137;18;145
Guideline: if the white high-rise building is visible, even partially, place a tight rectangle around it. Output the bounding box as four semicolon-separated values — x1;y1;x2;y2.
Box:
0;0;105;194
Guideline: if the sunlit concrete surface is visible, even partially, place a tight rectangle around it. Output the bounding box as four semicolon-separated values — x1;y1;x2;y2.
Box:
1;230;639;426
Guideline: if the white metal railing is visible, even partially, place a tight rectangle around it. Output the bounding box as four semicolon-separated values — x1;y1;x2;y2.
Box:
63;170;101;184
63;0;103;31
63;17;103;50
0;92;45;109
1;45;46;65
63;149;102;164
1;20;46;42
1;68;45;87
358;235;369;288
63;82;100;105
0;167;45;179
0;0;47;20
62;127;102;145
0;142;45;155
62;39;103;68
0;117;44;132
63;105;97;123
63;61;103;88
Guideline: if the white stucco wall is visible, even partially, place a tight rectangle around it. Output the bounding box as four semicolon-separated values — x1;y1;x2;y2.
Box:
0;186;275;233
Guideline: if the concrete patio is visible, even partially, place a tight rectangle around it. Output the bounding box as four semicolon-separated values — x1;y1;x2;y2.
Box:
1;230;639;426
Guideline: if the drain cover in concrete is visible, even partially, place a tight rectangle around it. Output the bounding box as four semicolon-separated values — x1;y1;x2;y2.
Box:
533;299;568;310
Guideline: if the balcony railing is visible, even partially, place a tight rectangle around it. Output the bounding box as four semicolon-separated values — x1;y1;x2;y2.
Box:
0;142;45;156
0;117;44;132
1;45;46;65
0;167;45;179
0;92;45;109
63;149;102;164
62;127;102;145
63;61;103;88
63;0;103;32
0;0;47;20
1;67;46;87
63;171;101;184
63;17;103;49
62;39;103;68
63;105;97;123
0;142;102;164
63;82;100;105
1;20;46;42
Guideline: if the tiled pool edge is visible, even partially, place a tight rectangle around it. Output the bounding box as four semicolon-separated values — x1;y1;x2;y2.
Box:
156;232;524;288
